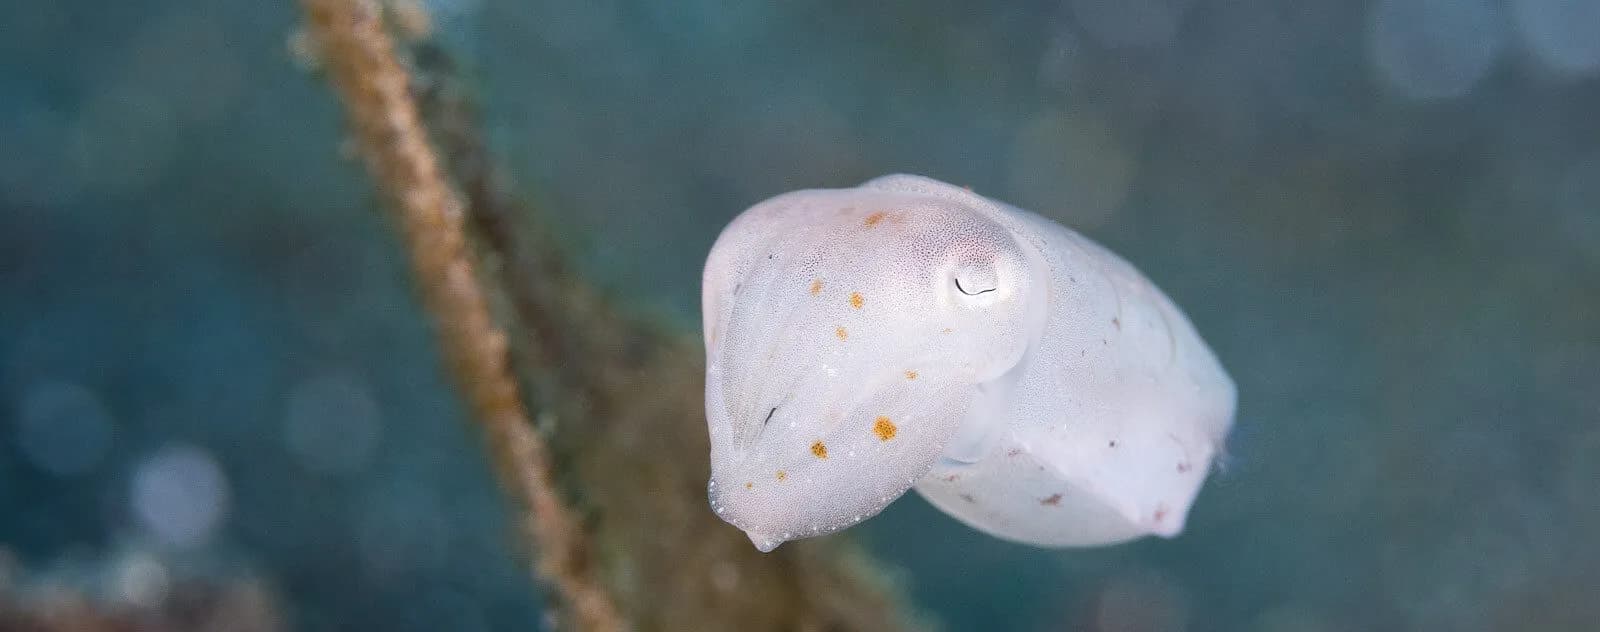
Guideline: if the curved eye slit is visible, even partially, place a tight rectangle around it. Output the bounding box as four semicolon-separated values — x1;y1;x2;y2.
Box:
954;278;997;296
950;260;1002;297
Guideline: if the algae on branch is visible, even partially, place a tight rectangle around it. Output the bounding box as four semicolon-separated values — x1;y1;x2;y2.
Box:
300;0;923;629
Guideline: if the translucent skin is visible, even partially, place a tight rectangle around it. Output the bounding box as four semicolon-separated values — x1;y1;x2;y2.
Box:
702;174;1235;551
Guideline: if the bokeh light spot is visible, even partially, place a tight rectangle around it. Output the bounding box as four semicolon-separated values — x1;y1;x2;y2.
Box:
1511;0;1600;75
1369;0;1506;101
14;381;114;477
1007;110;1137;228
283;372;383;476
131;444;230;549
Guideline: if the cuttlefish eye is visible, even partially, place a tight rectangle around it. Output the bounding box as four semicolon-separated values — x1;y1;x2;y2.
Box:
936;244;1030;315
953;264;998;296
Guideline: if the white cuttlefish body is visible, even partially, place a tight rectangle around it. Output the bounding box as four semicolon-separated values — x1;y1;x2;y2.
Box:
701;174;1235;552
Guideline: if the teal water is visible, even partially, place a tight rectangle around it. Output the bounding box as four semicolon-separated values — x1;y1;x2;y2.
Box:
3;0;1597;630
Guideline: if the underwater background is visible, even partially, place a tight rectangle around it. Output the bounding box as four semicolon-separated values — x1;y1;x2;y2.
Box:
3;0;1598;630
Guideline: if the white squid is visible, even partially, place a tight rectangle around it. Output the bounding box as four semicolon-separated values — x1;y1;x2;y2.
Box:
701;174;1235;552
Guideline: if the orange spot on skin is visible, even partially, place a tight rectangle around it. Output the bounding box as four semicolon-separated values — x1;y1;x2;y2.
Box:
849;292;864;309
864;211;886;227
809;279;823;296
835;326;848;341
1040;493;1063;506
776;470;788;482
873;416;897;441
941;328;953;334
811;441;828;459
744;482;753;490
904;370;918;380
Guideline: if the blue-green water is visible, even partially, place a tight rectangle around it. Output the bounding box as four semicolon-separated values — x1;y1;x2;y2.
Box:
3;0;1598;630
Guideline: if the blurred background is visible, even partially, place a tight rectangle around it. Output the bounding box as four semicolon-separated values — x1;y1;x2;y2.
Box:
2;0;1598;630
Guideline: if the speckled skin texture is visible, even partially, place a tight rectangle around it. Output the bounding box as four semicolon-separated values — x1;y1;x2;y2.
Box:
702;175;1235;551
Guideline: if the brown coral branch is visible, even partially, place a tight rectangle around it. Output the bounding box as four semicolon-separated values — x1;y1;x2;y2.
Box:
296;1;624;629
407;47;925;628
299;0;923;628
405;39;612;412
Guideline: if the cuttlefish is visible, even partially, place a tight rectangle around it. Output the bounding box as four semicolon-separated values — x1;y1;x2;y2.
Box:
701;174;1236;552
